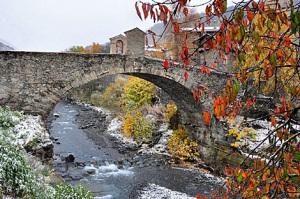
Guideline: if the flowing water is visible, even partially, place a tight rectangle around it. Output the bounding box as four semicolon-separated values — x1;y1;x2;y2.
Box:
49;102;223;199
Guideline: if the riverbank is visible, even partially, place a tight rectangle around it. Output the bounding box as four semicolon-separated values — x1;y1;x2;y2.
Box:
49;101;224;198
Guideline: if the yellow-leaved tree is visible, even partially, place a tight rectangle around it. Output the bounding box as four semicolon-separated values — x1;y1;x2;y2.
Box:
122;77;156;110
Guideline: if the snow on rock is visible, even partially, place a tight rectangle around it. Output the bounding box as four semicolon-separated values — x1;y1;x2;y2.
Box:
230;116;274;152
107;118;138;148
13;115;53;158
138;184;195;199
138;123;173;156
75;101;111;118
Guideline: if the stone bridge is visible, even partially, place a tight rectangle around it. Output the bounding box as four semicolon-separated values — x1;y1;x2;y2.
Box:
0;51;236;169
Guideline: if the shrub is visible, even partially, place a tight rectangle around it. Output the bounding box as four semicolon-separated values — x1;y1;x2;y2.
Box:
122;111;154;143
122;112;135;138
53;184;93;199
123;77;156;110
99;77;127;111
0;106;22;130
0;107;93;199
164;101;177;123
0;139;36;197
167;126;199;161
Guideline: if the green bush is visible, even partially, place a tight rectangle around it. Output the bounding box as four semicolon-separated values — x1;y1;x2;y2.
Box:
0;106;22;130
0;139;36;197
53;184;93;199
0;106;93;199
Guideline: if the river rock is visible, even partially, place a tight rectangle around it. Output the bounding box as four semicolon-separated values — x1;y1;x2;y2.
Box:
83;165;97;175
53;113;60;118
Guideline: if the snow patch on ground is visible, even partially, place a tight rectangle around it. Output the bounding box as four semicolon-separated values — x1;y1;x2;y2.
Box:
233;116;274;151
13;115;52;148
138;184;196;199
107;118;138;148
138;123;173;156
75;102;111;118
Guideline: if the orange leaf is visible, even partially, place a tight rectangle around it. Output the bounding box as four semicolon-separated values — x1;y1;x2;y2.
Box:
202;111;211;126
287;185;297;198
265;65;273;79
271;115;276;127
196;193;202;199
262;169;270;181
265;182;270;193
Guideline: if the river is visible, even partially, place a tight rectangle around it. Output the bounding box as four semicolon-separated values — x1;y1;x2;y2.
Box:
49;101;223;199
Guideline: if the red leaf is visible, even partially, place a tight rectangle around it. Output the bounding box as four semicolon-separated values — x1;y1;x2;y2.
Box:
252;1;258;9
163;59;169;70
207;39;214;49
246;98;253;109
216;33;221;46
179;0;186;6
258;1;265;12
184;70;188;81
193;89;199;102
142;3;149;20
181;47;189;65
247;9;254;22
173;22;180;33
135;2;143;21
284;36;291;47
205;5;212;23
183;7;189;17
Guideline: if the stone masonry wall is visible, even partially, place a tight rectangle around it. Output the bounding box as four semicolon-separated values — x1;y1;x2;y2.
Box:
125;29;145;57
0;51;234;169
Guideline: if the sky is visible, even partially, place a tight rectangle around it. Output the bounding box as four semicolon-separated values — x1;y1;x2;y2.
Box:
0;0;154;52
0;0;234;52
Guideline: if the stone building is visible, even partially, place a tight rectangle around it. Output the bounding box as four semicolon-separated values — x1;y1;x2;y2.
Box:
109;27;146;57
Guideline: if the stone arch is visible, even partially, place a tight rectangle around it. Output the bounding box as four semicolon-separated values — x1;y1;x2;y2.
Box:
0;51;234;169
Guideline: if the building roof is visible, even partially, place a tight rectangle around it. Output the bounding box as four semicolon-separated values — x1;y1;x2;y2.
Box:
124;27;146;35
109;34;126;41
181;26;220;33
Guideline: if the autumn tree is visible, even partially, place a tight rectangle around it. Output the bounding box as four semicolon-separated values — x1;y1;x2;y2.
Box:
135;0;299;198
66;42;102;53
67;45;86;53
